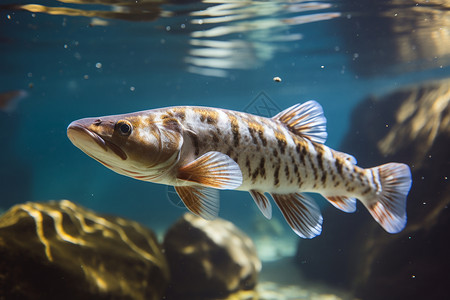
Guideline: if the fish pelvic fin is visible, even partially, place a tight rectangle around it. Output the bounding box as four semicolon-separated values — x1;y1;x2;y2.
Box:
175;185;219;220
365;163;412;233
271;193;323;239
177;151;243;189
272;101;327;144
325;196;357;213
250;190;272;219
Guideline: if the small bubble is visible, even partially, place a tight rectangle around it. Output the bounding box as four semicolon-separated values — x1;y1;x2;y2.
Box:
385;124;389;128
197;19;204;25
334;46;340;52
423;202;426;205
411;275;416;279
181;23;186;29
64;44;68;49
445;176;448;180
6;15;11;20
320;65;325;69
31;13;36;18
428;155;432;158
83;75;89;80
95;62;102;69
166;26;171;31
394;13;398;17
346;14;352;19
130;86;135;91
273;76;282;82
27;72;33;78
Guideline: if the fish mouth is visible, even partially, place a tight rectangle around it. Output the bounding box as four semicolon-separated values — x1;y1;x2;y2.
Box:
67;122;127;161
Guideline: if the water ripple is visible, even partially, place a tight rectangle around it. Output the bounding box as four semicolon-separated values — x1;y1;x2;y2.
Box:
3;0;448;77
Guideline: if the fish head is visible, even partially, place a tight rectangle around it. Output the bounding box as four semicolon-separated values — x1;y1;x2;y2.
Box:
67;112;183;178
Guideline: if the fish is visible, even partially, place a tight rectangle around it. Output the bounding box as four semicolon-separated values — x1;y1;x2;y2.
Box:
0;89;28;113
67;101;412;238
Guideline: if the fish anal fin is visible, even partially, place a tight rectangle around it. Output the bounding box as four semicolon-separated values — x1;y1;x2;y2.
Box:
271;193;323;239
177;151;243;190
325;196;357;213
364;163;412;233
272;101;327;144
174;185;219;220
250;190;272;219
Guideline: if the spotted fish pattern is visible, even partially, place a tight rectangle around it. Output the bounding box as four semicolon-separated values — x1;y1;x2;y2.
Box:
67;101;412;238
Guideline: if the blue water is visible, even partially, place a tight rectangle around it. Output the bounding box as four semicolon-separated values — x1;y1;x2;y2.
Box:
1;0;449;277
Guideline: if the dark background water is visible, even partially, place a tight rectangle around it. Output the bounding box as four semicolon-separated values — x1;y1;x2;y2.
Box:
0;0;449;267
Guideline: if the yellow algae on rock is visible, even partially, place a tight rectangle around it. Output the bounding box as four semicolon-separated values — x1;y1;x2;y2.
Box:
0;200;169;300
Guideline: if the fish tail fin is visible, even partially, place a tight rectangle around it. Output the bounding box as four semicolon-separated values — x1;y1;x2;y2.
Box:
365;163;412;233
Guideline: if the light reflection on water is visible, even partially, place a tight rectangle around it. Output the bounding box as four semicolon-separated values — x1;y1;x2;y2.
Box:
3;0;450;77
185;1;339;76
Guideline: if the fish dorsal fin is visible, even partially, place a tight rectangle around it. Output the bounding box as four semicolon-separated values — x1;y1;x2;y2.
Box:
272;101;327;144
177;151;243;189
334;150;357;164
325;196;357;213
249;190;272;219
175;185;219;220
271;192;323;238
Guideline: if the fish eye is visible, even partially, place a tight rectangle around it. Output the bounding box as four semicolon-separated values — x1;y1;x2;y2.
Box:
117;120;132;136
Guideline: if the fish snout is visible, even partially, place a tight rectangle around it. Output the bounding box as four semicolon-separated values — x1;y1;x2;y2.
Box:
67;118;127;161
67;119;108;151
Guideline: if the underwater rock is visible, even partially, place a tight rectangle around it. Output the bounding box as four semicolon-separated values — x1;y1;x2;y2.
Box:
163;213;261;299
296;79;450;299
0;200;169;300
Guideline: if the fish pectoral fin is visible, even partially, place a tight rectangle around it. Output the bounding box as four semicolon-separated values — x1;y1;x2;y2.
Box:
175;185;219;220
250;190;272;219
272;101;327;144
324;196;357;213
177;151;243;189
271;193;323;239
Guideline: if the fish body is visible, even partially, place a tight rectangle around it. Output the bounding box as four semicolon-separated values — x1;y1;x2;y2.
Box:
67;101;412;238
